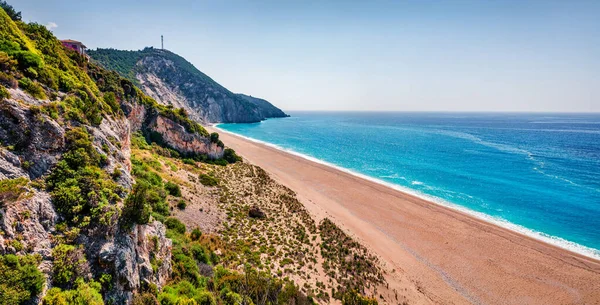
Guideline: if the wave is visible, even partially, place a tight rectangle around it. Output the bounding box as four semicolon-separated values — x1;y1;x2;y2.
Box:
214;124;600;260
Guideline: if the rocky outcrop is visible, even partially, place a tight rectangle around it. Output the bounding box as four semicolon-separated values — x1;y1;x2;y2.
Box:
89;48;289;123
103;221;172;303
0;191;57;259
0;97;65;178
147;115;224;159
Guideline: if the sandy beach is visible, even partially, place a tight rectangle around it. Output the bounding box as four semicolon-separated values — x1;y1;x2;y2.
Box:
210;126;600;305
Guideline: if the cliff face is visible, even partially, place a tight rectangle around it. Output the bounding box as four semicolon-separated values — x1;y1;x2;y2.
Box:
0;87;206;303
88;48;289;123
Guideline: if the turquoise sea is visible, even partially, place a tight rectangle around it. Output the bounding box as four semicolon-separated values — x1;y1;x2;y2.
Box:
217;112;600;258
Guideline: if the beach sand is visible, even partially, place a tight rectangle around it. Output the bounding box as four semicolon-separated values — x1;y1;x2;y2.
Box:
210;127;600;305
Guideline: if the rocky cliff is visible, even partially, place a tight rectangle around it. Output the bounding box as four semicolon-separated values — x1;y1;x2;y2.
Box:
88;48;289;123
0;7;231;303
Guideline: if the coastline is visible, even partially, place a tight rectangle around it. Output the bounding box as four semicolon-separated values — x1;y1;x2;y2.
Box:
210;125;600;305
214;124;600;260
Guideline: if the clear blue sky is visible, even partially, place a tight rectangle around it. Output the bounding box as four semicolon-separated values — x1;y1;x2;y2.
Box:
15;0;600;112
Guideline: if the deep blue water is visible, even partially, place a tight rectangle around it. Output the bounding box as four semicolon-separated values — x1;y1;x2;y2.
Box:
218;112;600;257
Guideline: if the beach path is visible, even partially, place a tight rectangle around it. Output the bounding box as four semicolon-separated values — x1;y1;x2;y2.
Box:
210;127;600;305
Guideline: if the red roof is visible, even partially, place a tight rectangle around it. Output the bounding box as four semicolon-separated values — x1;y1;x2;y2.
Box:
60;39;87;48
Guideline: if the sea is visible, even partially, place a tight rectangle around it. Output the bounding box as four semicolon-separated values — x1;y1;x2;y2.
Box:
216;112;600;259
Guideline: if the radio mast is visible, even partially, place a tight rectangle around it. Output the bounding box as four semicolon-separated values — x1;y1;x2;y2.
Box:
161;35;164;50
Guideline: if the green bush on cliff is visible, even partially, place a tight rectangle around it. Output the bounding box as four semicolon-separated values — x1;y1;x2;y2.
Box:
43;279;104;305
0;254;45;305
341;290;378;305
46;127;121;228
123;155;170;225
51;244;90;288
0;176;28;204
18;76;46;99
164;181;181;197
0;1;21;21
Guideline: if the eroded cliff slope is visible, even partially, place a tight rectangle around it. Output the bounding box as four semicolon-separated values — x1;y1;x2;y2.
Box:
88;48;289;123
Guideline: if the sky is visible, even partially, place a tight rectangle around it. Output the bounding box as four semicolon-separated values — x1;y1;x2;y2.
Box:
14;0;600;112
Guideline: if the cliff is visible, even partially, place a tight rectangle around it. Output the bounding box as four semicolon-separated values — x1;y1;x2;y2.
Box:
0;6;229;303
88;48;289;123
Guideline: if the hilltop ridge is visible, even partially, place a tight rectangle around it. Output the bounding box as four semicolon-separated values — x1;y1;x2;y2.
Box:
88;47;289;123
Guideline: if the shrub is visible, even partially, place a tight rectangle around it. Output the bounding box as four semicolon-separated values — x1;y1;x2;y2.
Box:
190;228;202;241
0;176;28;204
165;217;186;234
43;279;104;305
0;254;45;305
13;51;43;70
341;290;378;305
177;199;186;210
51;244;89;288
0;1;22;21
18;77;47;99
46;127;122;228
0;85;9;99
121;182;152;226
222;148;242;164
165;181;181;197
210;132;219;143
199;174;218;187
132;292;159;305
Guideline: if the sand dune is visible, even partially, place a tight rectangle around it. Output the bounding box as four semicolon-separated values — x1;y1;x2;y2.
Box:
211;127;600;305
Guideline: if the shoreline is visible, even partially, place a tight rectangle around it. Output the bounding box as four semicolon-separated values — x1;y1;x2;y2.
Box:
214;124;600;261
210;125;600;305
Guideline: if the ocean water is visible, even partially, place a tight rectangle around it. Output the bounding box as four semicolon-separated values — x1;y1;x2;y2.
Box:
217;112;600;258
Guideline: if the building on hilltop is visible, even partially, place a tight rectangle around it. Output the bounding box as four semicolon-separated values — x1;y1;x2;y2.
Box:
60;39;87;55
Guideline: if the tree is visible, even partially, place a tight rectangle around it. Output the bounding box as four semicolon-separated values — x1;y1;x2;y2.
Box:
0;1;21;21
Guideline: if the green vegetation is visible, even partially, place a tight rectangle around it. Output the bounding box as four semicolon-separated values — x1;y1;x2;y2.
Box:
0;1;21;21
199;173;219;187
0;254;45;305
51;244;90;288
0;176;28;204
43;279;104;305
45;127;121;229
177;199;186;210
165;217;186;235
159;225;314;305
165;181;181;197
319;218;384;299
341;290;378;305
18;76;46;99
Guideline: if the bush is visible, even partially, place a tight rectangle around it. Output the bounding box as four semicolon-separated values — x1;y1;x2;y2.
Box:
0;85;9;99
165;181;181;197
51;244;89;288
121;182;152;226
0;254;45;305
199;174;218;187
0;176;28;204
43;279;104;305
177;199;186;210
223;148;241;164
46;128;121;228
210;132;219;143
0;1;22;21
18;77;47;99
132;292;159;305
13;50;43;70
341;290;378;305
190;228;202;241
164;217;186;234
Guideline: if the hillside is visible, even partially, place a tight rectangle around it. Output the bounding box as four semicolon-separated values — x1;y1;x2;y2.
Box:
88;48;289;123
0;3;384;305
